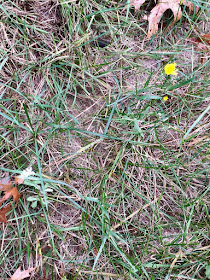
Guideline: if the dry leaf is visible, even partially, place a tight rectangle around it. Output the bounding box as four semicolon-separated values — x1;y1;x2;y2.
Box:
0;203;12;223
0;186;21;204
0;177;13;222
189;33;210;63
0;181;13;191
0;174;11;185
10;267;35;280
147;0;198;39
201;34;210;45
129;0;198;38
0;176;21;223
129;0;146;10
190;33;210;45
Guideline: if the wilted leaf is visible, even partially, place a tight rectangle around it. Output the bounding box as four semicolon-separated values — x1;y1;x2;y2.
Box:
0;203;12;223
0;176;21;223
10;267;35;280
0;175;11;185
128;0;198;38
147;0;198;39
129;0;146;10
0;186;21;204
190;33;210;46
0;182;13;191
201;34;210;45
189;33;210;63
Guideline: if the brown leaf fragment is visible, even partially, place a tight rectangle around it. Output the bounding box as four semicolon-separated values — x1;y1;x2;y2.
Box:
0;176;13;192
184;0;198;14
190;33;210;45
0;186;21;204
202;34;210;45
0;203;12;223
128;0;198;38
189;33;210;63
10;267;35;280
0;182;13;191
0;176;20;222
147;1;181;38
129;0;146;11
0;175;11;185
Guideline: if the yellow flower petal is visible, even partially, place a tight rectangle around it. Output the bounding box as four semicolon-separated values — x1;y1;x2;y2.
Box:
163;96;168;101
164;63;178;75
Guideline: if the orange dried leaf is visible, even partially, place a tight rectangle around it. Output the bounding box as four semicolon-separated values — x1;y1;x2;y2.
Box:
0;176;13;191
10;267;35;280
202;34;210;45
0;203;12;223
0;186;21;204
190;34;210;45
0;176;21;223
0;182;13;191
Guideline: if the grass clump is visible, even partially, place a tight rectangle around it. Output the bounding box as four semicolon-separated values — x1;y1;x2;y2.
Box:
0;0;209;279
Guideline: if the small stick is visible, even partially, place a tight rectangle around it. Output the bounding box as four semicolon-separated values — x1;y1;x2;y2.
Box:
112;197;159;230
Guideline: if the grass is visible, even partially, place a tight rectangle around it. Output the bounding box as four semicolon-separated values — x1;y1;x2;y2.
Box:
0;0;209;279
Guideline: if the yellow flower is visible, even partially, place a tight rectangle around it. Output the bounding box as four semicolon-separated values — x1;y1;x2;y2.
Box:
164;63;178;75
163;96;168;101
